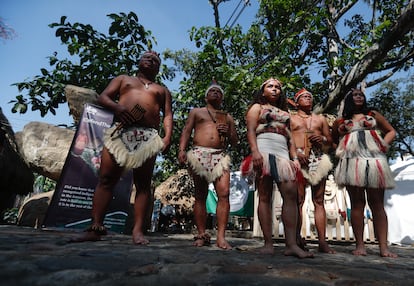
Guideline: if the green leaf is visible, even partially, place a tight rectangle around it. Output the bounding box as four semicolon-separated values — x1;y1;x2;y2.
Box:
40;68;49;76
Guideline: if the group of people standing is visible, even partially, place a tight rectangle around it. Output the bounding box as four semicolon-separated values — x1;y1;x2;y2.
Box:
71;51;397;259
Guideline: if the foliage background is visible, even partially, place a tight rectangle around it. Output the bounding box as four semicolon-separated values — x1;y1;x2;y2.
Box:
4;0;414;184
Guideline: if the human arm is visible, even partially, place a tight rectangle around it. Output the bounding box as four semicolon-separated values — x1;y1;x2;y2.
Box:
321;116;333;147
161;88;173;154
330;119;341;147
224;114;239;148
287;120;300;169
97;75;136;125
372;111;396;146
308;115;333;149
289;114;308;165
178;109;195;165
246;104;263;172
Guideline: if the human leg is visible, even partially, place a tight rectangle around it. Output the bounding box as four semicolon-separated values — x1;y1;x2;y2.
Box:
256;176;275;254
279;181;314;258
70;148;124;242
131;156;157;245
296;182;307;250
191;172;210;247
213;170;231;249
312;180;335;254
366;188;397;258
347;186;367;256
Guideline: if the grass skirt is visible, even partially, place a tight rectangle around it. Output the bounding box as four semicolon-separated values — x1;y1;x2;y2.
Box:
335;129;395;189
187;146;230;183
104;125;163;169
301;152;333;186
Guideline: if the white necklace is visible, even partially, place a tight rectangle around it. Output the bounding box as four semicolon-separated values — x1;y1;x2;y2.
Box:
138;77;153;89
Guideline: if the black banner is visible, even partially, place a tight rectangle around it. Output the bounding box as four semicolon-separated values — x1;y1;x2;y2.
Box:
43;103;132;233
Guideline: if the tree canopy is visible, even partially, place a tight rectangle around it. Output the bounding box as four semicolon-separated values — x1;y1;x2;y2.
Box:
9;0;414;181
10;12;174;116
162;0;414;177
368;75;414;158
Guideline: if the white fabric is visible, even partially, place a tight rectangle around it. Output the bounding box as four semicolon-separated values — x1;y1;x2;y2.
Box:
257;132;289;160
385;155;414;245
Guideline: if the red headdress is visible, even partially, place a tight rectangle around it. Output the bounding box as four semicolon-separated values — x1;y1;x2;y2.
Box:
294;88;312;102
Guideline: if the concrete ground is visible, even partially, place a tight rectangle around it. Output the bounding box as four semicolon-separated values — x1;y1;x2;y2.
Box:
0;225;413;285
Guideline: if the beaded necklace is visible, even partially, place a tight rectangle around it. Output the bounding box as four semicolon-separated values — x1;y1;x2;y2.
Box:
206;107;217;123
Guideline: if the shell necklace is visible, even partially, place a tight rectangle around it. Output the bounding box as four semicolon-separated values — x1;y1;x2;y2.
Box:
138;76;153;89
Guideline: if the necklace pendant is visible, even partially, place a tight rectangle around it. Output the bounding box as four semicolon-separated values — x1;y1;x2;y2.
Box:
144;83;149;89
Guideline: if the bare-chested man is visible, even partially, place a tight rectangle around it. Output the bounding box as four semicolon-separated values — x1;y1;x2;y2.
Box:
290;88;335;254
178;81;238;250
71;51;173;245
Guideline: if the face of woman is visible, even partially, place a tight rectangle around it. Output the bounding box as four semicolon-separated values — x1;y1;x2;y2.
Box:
262;80;282;103
352;90;365;107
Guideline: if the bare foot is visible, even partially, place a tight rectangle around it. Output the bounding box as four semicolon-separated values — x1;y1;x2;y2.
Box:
193;233;211;247
69;231;101;243
380;249;398;258
216;238;232;250
132;233;149;245
352;247;367;256
297;237;309;251
318;242;336;254
193;238;205;247
253;245;274;255
68;225;106;243
284;245;314;258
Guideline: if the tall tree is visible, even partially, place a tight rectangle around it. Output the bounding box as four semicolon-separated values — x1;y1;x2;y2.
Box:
162;0;414;174
9;1;414;179
368;76;414;157
320;0;414;113
10;12;174;117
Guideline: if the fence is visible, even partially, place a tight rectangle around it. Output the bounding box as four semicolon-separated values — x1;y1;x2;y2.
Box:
252;183;377;243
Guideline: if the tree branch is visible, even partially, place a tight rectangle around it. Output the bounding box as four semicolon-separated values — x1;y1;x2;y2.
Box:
365;68;398;88
315;0;414;114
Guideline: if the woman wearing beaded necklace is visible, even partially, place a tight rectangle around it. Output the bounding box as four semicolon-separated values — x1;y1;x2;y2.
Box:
332;88;397;258
241;78;313;258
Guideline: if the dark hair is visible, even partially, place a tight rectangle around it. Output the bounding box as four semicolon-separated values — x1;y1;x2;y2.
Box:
342;88;370;119
250;85;288;111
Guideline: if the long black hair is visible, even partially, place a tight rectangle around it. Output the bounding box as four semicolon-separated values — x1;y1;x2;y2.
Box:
248;78;288;112
342;88;370;119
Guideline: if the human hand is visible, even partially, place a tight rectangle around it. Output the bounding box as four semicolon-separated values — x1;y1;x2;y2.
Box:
251;151;263;173
216;123;229;136
293;158;301;170
178;150;187;166
308;134;326;148
297;151;308;166
114;105;136;126
162;137;171;154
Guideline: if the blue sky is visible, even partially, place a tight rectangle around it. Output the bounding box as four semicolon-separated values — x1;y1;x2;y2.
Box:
1;0;259;131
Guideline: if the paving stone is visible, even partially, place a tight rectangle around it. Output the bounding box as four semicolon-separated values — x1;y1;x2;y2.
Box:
0;225;413;286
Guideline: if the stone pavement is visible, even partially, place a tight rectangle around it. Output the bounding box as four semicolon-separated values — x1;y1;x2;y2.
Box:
0;225;413;286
